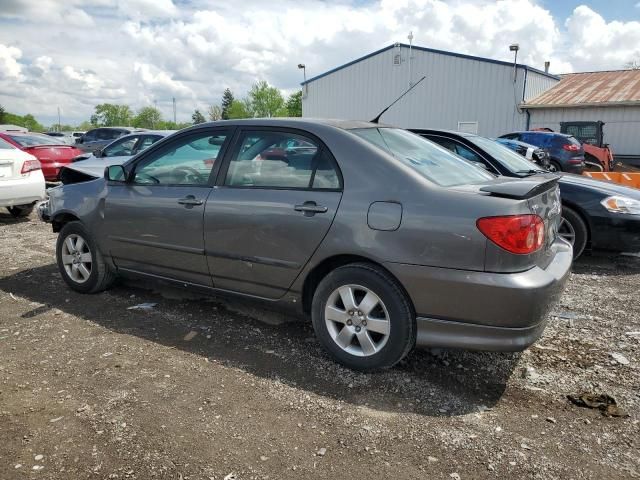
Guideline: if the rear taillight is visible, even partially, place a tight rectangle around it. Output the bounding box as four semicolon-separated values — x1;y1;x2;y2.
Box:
562;144;580;151
21;159;41;174
477;214;545;254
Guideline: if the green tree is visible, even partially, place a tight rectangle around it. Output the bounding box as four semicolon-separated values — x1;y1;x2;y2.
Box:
285;90;303;117
207;104;222;121
1;111;45;132
221;88;234;120
192;109;206;124
0;104;5;124
92;104;133;126
248;80;285;118
77;120;93;131
133;106;163;129
227;99;251;119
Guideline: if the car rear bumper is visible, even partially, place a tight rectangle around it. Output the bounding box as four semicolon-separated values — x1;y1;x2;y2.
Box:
385;238;572;351
0;171;46;208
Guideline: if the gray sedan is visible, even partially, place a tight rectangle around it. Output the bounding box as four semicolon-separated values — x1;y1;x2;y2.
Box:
39;119;572;371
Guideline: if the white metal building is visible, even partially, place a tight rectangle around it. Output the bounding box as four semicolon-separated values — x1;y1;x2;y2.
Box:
301;43;559;137
523;69;640;162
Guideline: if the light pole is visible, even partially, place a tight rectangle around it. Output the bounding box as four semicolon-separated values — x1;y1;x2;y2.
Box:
509;43;519;83
298;63;307;97
408;31;414;88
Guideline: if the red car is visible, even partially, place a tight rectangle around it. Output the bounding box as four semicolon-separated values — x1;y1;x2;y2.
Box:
0;132;84;181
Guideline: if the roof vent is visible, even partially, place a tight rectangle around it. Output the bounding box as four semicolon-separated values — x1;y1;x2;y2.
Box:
544;61;550;73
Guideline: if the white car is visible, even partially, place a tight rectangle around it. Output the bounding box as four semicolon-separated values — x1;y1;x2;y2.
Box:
0;137;46;218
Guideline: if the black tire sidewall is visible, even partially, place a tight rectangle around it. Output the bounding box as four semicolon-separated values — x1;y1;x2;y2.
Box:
550;160;562;172
311;264;415;371
8;204;34;218
56;222;102;293
561;207;588;259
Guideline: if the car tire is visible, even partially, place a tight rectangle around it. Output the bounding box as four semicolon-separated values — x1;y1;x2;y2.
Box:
7;204;34;218
311;263;415;372
559;206;588;259
56;221;115;294
549;160;562;172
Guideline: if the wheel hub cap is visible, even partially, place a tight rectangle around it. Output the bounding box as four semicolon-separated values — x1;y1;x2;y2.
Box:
60;233;93;284
324;284;391;357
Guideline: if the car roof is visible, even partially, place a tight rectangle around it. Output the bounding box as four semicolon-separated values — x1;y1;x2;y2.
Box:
411;128;477;138
183;118;388;132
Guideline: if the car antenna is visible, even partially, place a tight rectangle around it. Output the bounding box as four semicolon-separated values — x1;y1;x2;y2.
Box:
370;75;426;124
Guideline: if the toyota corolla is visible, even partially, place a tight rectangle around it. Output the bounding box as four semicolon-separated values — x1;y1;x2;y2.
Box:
39;119;572;371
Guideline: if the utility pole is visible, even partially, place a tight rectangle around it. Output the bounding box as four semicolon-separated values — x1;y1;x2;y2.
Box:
408;31;414;88
172;97;176;124
57;106;61;132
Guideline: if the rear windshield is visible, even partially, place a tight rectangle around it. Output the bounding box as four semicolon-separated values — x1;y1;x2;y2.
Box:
351;127;494;187
468;136;539;172
0;137;17;149
8;134;66;147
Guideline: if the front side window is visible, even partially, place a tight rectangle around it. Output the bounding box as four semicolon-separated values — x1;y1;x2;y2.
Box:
225;130;339;189
103;137;137;157
352;128;494;187
133;131;228;186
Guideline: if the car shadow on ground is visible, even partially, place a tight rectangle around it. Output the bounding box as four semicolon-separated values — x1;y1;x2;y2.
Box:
0;211;31;225
0;264;524;418
572;251;640;276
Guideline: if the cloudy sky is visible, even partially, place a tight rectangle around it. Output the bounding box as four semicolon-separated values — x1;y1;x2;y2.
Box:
1;0;639;126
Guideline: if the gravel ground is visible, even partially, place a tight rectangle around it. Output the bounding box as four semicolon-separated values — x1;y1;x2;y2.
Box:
0;211;638;479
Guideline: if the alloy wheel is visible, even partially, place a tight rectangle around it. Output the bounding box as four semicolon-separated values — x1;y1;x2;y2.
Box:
324;284;390;357
558;217;576;246
60;233;93;284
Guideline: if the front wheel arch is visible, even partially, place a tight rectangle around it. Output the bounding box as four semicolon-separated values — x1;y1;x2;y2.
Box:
52;211;81;233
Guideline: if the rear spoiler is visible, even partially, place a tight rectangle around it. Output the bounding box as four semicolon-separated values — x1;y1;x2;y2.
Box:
479;176;559;200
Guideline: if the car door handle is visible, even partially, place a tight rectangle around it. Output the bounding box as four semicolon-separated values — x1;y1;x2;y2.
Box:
294;202;328;214
178;196;204;206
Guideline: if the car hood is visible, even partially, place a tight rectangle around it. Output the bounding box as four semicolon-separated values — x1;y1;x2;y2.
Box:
558;173;640;199
64;155;130;177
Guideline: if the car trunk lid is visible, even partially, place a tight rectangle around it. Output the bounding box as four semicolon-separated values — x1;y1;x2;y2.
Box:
0;150;25;181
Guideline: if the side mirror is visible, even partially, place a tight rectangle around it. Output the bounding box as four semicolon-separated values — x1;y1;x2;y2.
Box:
105;165;127;182
95;148;104;158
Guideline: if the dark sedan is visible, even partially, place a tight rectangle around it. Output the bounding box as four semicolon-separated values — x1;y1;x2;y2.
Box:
39;119;571;371
413;129;640;259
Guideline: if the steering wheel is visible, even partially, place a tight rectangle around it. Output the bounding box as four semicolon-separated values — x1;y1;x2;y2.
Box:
173;165;206;183
134;172;160;184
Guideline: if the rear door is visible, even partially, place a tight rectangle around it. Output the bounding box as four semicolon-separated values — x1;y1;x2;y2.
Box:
204;128;343;299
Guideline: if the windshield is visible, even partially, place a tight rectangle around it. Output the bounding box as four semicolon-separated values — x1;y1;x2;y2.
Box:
8;134;66;147
351;128;494;187
468;136;541;173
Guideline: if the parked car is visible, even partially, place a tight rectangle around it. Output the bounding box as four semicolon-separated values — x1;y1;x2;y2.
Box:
495;138;550;169
67;131;175;179
413;129;640;259
0;131;84;182
39;119;571;371
499;131;585;174
75;127;144;154
0;136;45;218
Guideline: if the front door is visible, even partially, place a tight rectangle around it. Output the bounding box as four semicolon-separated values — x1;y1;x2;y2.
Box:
101;129;231;286
204;128;343;299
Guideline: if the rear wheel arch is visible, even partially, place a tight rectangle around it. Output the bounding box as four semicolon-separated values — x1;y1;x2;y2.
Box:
52;212;81;233
301;254;415;317
560;201;591;242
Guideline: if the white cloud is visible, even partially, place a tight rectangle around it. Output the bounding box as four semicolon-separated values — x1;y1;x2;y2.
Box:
0;44;23;79
0;0;639;126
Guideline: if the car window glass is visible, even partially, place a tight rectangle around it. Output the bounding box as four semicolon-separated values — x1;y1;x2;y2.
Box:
454;144;482;162
133;132;227;186
225;131;325;189
312;150;340;189
104;137;137;157
136;135;161;153
0;138;16;149
83;131;97;141
8;134;65;147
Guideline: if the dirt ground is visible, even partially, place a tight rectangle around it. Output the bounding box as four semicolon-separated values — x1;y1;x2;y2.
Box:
0;210;638;480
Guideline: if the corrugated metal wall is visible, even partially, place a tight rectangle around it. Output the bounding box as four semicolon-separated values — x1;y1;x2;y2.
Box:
302;46;558;137
528;106;640;156
524;70;558;101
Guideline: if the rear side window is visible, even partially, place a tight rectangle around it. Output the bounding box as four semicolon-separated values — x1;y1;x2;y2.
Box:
0;138;16;149
225;130;340;190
